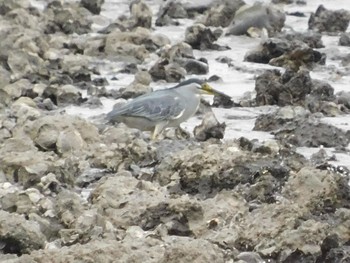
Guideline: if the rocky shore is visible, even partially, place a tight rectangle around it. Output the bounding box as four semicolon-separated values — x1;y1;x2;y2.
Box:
1;0;350;262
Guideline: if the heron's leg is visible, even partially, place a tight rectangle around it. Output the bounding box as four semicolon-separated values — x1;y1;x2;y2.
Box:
152;122;168;140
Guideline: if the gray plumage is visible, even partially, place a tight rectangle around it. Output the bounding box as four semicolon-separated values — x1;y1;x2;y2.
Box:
106;78;224;139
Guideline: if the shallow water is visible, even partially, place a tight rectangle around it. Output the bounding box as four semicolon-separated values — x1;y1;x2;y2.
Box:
33;0;350;168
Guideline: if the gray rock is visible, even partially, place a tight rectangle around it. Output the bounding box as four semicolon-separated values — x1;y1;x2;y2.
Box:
7;50;46;80
274;119;350;147
255;109;350;147
201;0;245;27
44;2;92;35
149;59;186;82
12;239;164;263
336;91;350;109
0;65;10;91
277;31;324;49
339;32;350;46
164;63;187;82
308;5;350;33
160;237;225;263
155;0;187;26
130;0;152;29
236;251;264;263
55;190;84;228
0;135;54;186
185;24;229;50
194;111;226;141
255;70;312;106
310;148;335;165
254;69;340;115
5;8;40;29
56;128;87;154
116;71;152;99
245;37;325;71
80;0;104;15
89;172;167;228
0;0;30;15
253;106;310;132
184;59;209;74
0;210;46;254
29;115;99;150
57;84;83;106
226;3;286;36
2;79;33;100
105;28;170;62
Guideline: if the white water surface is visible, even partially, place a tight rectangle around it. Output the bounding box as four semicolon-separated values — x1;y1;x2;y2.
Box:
31;0;350;168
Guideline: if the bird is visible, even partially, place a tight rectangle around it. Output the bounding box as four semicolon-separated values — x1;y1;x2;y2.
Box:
106;78;229;139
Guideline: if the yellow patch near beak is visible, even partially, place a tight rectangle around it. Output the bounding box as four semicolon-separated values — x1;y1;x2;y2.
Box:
201;83;214;95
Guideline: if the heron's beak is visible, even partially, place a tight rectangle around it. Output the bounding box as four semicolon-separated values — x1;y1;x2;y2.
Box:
201;83;231;98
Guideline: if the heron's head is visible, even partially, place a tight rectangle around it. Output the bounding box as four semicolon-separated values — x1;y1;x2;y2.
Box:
176;78;228;96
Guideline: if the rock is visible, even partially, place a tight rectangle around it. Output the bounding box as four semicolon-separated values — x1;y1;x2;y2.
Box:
184;58;209;75
277;31;324;49
150;42;212;81
155;140;305;196
0;134;55;187
255;70;312;106
118;63;138;74
269;47;325;71
245;37;325;70
44;2;92;35
274;120;350;147
160;42;194;62
0;65;10;91
194;110;226;141
201;0;245;27
212;93;236;108
306;80;339;116
255;109;350;147
0;0;30;15
308;5;350;33
89;172;167;228
2;79;33;100
226;3;286;36
149;59;187;82
30;114;99;149
7;50;46;80
104;28;169;62
42;84;84;106
155;0;187;26
11;97;41;120
339;32;350;46
215;56;233;64
56;128;87;154
130;0;152;29
254;69;339;114
55;190;84;228
0;210;46;254
336;91;350;109
75;168;106;187
160;237;225;262
236;251;265;263
254;106;310;132
185;24;229;50
117;71;152;99
80;0;104;15
310;148;335;166
57;84;83;105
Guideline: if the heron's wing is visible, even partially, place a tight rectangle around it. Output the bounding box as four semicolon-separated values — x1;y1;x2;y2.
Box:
107;90;185;123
